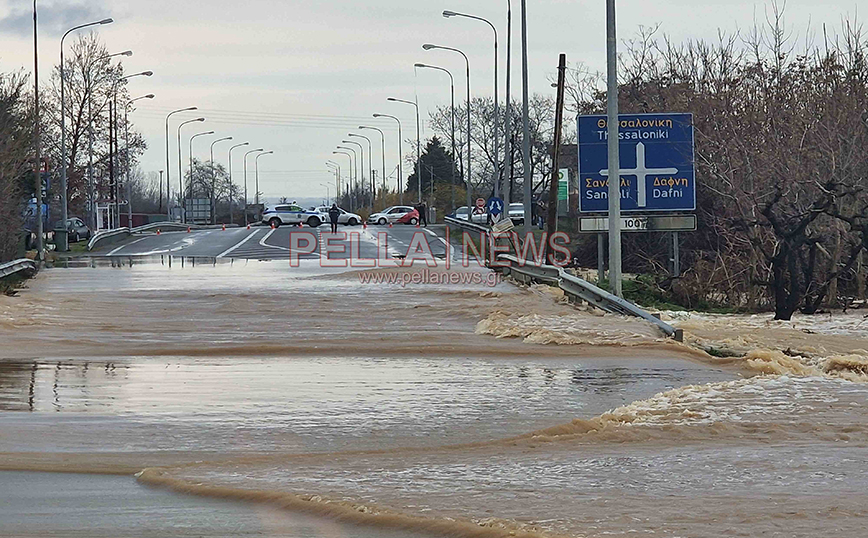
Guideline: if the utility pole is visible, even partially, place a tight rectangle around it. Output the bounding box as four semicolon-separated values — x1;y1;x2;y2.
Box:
520;0;532;237
545;54;567;258
158;170;164;212
33;0;44;262
606;0;623;297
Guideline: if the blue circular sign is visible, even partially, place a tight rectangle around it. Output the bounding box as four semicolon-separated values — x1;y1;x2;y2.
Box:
487;197;504;216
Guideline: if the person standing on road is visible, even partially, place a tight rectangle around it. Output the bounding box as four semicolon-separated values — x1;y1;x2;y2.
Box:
418;202;428;227
328;204;340;233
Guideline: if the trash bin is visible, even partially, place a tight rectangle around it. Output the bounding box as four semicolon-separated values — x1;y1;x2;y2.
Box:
429;207;437;224
54;225;69;252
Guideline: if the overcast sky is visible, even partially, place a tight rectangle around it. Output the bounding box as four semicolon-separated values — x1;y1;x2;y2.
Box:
0;0;862;201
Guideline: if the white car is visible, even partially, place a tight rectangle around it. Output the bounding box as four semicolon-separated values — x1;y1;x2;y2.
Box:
367;205;420;226
314;206;362;226
507;203;525;224
452;206;488;224
262;204;323;228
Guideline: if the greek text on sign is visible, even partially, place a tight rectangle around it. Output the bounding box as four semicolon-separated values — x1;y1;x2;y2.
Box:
578;113;695;212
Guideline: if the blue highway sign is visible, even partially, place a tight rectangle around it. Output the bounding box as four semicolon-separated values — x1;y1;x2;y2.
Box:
578;113;695;213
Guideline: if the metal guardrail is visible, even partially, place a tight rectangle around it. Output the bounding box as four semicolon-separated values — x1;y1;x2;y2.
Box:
444;215;490;234
497;254;680;340
87;222;232;251
0;258;38;279
87;227;131;251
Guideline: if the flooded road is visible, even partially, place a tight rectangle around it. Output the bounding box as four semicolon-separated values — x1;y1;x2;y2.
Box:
2;258;867;537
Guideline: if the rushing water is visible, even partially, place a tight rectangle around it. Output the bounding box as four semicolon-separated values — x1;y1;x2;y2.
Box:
2;260;867;538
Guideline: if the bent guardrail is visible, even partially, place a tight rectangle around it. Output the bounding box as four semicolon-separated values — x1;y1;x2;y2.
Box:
496;253;680;340
0;258;38;280
444;215;489;234
87;222;232;252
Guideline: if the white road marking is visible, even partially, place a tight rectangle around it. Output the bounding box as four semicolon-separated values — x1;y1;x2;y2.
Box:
106;237;148;256
257;227;322;258
216;229;261;258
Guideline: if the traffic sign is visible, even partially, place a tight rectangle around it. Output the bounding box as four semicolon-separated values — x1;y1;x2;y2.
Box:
578;113;695;213
486;196;504;216
579;215;696;233
475;197;486;208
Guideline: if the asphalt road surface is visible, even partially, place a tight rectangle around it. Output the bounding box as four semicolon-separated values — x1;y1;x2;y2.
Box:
92;223;454;261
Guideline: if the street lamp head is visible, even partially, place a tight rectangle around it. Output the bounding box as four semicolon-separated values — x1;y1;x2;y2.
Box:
372;114;383;118
99;18;114;25
203;131;215;135
119;50;132;57
194;117;205;122
442;10;457;18
387;97;397;102
142;71;154;76
414;63;427;68
143;94;155;99
422;44;437;50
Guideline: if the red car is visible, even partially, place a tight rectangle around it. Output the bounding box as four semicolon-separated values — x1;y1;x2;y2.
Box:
397;208;420;225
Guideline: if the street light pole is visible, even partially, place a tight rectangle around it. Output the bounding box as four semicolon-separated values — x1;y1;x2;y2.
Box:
341;140;365;208
254;150;274;221
177;117;205;223
33;1;44;262
209;136;233;224
505;0;513;204
336;145;358;211
333;152;353;207
520;0;531;236
242;148;264;226
111;70;152;228
189;131;215;223
372;114;403;204
414;63;457;213
359;126;387;209
320;183;331;205
387;97;421;204
89;50;131;229
443;10;500;198
348;133;373;207
326;161;340;203
227;142;249;225
423;43;472;217
165;107;198;219
124;94;154;227
60;16;113;250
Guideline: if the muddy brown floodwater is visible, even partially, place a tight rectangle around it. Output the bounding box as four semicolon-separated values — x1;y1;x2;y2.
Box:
2;258;867;538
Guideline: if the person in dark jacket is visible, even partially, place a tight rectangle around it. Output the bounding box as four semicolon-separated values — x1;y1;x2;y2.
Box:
328;204;340;233
418;202;428;227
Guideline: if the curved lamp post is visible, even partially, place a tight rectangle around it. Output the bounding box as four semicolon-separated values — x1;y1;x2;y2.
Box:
359;126;387;208
326;161;340;203
165;107;197;218
59;16;113;249
254;150;274;220
124;93;154;226
209;136;233;224
415;63;457;212
336;147;357;211
387;97;421;204
242;148;264;226
372;114;403;204
177;117;205;222
348;133;374;207
189;130;215;222
227;142;250;224
423;43;472;214
333;152;353;207
443;10;500;197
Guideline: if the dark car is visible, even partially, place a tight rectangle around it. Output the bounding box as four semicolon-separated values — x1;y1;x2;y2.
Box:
55;217;92;243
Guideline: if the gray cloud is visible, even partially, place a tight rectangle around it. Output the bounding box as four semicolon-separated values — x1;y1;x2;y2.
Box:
0;1;110;37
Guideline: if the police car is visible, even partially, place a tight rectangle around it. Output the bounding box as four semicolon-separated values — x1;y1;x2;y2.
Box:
262;203;322;228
